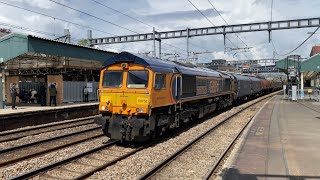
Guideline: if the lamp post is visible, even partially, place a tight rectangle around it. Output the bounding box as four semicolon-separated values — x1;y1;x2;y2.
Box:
0;63;3;109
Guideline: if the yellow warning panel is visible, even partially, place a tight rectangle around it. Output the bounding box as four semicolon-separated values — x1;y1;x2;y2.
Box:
308;89;313;93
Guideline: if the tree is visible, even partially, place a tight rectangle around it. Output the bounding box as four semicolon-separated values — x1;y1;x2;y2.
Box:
78;39;88;46
0;28;11;33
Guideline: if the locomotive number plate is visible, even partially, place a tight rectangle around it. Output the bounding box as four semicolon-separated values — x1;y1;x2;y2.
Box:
137;97;148;105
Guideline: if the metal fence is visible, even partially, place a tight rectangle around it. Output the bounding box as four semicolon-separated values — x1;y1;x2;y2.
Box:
286;88;320;101
63;81;99;103
19;82;46;95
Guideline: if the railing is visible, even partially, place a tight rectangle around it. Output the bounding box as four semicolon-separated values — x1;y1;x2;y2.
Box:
285;88;320;101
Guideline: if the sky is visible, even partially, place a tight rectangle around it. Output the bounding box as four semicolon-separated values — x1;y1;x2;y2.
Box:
0;0;319;63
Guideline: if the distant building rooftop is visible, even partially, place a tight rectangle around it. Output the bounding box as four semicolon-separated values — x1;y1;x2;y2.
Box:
310;46;320;57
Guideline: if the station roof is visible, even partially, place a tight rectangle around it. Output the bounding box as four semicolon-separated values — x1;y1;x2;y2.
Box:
275;58;300;71
0;33;116;63
301;54;320;71
275;54;320;72
275;54;320;80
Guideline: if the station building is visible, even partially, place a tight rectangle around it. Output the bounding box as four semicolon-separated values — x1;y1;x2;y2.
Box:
0;33;116;105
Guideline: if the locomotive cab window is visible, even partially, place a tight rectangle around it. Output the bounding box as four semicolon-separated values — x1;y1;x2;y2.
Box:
127;70;149;88
154;74;166;89
102;71;123;88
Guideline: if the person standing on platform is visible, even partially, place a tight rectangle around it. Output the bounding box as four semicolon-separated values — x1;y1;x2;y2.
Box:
40;84;46;106
10;83;17;110
84;86;89;102
49;84;57;106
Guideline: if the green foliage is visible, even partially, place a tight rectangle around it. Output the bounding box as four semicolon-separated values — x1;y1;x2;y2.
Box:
0;28;11;33
78;39;88;46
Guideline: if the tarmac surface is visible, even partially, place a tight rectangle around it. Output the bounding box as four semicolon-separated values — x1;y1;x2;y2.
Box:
220;96;320;180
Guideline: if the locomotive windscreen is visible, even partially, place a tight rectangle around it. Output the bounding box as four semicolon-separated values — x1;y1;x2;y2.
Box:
102;71;123;88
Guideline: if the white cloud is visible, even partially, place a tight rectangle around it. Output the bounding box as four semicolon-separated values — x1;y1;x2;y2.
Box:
212;51;235;61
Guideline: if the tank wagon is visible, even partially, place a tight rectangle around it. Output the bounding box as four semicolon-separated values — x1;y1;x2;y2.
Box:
95;52;282;142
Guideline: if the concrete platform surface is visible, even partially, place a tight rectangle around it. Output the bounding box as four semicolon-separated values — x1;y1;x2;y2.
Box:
0;102;98;117
221;95;320;180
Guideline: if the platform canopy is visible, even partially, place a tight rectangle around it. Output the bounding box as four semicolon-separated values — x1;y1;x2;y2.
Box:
0;33;116;76
275;54;320;80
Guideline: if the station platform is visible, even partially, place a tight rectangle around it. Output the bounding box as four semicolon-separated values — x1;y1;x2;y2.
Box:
221;96;320;180
0;102;98;116
0;102;99;131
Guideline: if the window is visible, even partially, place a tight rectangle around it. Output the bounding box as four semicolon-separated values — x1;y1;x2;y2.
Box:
154;74;166;89
102;71;123;88
127;70;149;88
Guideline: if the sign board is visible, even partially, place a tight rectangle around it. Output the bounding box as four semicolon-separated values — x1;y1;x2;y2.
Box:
86;82;93;93
308;89;313;93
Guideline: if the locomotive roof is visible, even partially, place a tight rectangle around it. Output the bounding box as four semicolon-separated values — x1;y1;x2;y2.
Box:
103;52;226;77
102;51;178;73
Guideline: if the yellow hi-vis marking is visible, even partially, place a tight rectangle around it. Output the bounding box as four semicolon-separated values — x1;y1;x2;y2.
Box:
101;96;111;102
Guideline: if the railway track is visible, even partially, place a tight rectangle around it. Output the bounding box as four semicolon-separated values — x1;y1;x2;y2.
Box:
0;126;103;168
139;93;277;179
11;140;148;179
0;116;98;143
0;92;280;179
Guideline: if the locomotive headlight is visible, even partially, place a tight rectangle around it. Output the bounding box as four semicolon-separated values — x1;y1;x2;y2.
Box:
136;108;144;113
101;106;109;111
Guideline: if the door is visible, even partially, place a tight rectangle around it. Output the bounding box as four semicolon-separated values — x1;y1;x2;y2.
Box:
171;75;181;100
176;76;181;100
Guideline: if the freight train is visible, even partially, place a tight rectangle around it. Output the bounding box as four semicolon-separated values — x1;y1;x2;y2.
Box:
95;52;282;142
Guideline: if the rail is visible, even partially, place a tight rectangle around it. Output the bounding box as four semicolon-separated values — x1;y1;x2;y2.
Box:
0;126;102;167
0;116;98;143
139;92;278;179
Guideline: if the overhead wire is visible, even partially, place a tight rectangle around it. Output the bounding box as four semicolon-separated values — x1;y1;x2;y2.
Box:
89;0;210;60
48;0;137;34
207;0;261;59
0;22;56;37
275;26;320;56
90;0;210;52
0;1;174;54
269;0;318;57
48;0;191;56
0;22;139;53
0;21;86;44
186;0;237;48
187;0;251;59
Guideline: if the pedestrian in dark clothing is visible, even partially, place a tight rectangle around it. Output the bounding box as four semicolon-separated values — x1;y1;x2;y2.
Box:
84;86;89;102
19;89;27;103
40;84;46;106
49;84;57;106
10;83;17;109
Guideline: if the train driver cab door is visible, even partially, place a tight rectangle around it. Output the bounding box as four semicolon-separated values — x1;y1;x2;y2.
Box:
172;75;182;101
